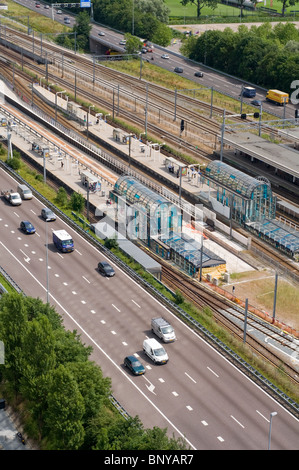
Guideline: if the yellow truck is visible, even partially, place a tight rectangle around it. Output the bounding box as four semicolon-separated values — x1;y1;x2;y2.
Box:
266;89;289;106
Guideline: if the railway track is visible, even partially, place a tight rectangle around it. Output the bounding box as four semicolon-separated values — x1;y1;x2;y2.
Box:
1;31;299;374
161;264;299;384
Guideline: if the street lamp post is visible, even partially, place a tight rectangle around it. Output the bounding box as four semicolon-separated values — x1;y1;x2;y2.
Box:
87;105;95;140
268;412;277;450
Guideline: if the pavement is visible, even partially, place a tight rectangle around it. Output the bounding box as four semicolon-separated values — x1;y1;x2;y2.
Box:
0;407;28;450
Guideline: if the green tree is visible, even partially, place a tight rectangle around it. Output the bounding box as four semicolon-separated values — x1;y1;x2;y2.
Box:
44;365;85;450
0;293;28;395
55;187;68;207
73;10;92;51
70;191;85;212
180;0;217;18
277;0;299;15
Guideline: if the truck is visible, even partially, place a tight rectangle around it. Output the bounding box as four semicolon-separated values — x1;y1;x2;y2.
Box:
53;230;74;253
151;317;176;343
2;190;22;205
242;86;256;98
266;89;289;106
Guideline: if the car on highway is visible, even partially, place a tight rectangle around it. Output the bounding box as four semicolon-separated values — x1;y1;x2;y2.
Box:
251;99;262;106
98;31;105;36
44;4;49;8
41;207;56;222
98;261;115;277
20;220;36;234
35;2;40;7
141;47;148;54
64;16;70;24
119;40;126;45
194;71;203;77
56;9;62;14
174;67;183;73
124;356;145;375
161;54;169;59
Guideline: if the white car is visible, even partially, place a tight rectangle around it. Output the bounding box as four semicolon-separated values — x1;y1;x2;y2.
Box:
119;40;126;45
98;31;105;36
161;54;169;59
56;9;62;14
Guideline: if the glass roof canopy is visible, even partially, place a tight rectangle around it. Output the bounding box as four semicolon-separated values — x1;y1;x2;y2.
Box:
114;175;172;211
205;161;270;199
248;219;299;254
160;232;226;268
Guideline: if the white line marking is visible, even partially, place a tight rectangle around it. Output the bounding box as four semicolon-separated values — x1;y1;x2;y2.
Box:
132;299;141;308
112;304;120;312
185;372;196;383
82;276;90;283
231;415;245;428
207;367;219;377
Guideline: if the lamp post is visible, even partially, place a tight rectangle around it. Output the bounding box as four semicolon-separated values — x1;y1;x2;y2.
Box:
87;105;95;140
268;412;277;450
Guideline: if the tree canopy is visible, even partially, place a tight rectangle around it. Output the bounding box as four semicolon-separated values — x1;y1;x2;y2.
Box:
0;292;188;450
181;22;299;92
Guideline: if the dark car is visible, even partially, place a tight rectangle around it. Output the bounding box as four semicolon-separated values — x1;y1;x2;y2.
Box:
124;356;145;375
41;207;56;222
194;71;203;77
98;261;115;277
20;220;35;234
174;67;183;73
251;99;262;107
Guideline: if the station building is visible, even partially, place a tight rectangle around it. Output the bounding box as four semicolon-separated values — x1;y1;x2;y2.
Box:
201;161;276;225
110;175;226;278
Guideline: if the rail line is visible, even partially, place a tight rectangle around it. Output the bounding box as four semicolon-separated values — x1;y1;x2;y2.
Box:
161;264;299;383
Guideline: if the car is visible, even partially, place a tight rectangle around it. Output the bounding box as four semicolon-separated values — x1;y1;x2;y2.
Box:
119;40;126;45
41;207;56;222
194;71;203;77
35;2;40;7
56;9;62;14
64;17;71;24
251;99;262;107
98;261;115;277
98;31;105;36
174;67;183;73
124;356;145;375
20;220;35;234
141;47;148;54
146;46;153;52
161;54;169;59
44;4;49;9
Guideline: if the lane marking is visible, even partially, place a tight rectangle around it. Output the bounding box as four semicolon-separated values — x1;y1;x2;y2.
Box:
185;372;196;383
207;367;219;378
230;415;245;428
0;241;197;450
132;299;141;308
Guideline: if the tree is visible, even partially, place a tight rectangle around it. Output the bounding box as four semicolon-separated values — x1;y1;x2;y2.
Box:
277;0;299;15
180;0;217;18
73;10;92;51
70;191;85;212
0;293;28;395
44;365;85;450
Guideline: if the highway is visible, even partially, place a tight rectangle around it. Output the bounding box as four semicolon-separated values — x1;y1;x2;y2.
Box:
0;166;298;450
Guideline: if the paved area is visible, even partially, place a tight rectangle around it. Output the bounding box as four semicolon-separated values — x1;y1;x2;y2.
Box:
0;408;28;450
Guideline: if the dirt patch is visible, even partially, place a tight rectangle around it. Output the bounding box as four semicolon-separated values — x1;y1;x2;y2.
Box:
222;269;299;331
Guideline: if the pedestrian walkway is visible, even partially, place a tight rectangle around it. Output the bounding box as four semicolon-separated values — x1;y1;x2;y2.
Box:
0;408;28;450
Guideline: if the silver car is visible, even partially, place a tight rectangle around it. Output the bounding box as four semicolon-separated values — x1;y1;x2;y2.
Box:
41;207;56;222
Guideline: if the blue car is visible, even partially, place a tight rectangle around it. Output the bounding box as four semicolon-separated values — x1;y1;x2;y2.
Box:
124;356;145;375
20;220;35;234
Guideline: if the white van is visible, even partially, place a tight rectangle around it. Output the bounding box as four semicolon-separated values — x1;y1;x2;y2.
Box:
143;338;168;364
17;184;32;200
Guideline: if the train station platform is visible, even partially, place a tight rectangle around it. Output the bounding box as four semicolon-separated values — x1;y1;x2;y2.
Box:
0;80;255;276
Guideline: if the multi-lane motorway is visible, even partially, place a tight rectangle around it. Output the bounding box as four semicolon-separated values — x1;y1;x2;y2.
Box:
0;165;298;450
